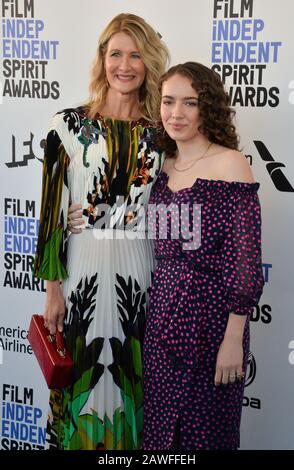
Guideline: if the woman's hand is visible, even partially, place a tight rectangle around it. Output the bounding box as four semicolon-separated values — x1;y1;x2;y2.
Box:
68;203;84;234
44;281;66;335
214;335;245;386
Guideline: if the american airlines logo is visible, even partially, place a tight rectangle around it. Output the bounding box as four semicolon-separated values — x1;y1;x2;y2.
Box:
245;352;256;387
254;141;294;192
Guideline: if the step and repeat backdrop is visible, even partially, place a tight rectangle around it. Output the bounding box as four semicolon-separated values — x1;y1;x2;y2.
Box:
0;0;293;450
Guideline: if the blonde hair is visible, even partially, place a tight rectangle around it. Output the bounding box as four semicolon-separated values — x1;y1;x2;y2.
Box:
87;13;170;122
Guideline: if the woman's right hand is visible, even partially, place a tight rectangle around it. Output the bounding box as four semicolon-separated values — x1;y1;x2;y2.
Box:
44;281;66;335
68;203;85;234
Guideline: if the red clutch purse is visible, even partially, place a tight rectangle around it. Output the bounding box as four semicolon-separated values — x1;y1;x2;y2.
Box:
28;314;74;389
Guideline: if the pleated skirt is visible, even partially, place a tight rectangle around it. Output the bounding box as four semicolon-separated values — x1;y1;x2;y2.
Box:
46;229;154;450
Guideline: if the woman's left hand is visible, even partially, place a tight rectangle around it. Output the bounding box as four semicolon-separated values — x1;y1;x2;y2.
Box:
214;335;244;386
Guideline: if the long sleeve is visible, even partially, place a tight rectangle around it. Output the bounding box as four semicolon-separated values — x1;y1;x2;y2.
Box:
34;117;70;280
221;184;265;316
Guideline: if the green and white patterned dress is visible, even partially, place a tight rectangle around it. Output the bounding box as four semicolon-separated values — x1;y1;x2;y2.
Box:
34;106;162;450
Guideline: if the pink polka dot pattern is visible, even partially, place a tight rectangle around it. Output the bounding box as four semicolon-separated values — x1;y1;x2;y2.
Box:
143;172;264;450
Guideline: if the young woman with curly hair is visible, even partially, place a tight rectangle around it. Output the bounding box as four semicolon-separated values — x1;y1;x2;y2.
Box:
143;62;264;450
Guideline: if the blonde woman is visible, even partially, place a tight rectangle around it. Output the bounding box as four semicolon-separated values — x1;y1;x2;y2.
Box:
34;13;169;450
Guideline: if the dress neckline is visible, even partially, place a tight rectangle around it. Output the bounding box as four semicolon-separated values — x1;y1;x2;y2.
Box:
160;171;260;194
95;110;147;126
76;106;149;127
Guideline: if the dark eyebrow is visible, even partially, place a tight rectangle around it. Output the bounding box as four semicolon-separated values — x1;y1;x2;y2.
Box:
162;95;198;100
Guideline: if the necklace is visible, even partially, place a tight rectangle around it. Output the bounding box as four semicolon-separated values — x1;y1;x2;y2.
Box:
173;142;213;172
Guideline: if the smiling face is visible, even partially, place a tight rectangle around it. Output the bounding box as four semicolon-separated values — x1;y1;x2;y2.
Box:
161;73;202;143
104;31;146;96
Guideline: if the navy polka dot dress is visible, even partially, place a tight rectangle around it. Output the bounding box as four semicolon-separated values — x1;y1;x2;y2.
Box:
143;172;265;450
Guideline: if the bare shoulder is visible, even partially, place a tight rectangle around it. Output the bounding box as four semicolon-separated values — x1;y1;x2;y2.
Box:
213;148;255;183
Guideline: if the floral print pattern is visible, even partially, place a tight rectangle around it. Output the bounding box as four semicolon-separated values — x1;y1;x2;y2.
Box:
34;107;162;449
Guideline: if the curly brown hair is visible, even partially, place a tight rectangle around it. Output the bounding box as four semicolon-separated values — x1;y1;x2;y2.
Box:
156;62;239;156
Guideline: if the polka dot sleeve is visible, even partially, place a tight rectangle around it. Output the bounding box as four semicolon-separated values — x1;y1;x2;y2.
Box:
221;185;265;316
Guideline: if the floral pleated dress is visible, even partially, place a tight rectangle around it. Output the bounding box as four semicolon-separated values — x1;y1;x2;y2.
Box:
143;171;264;450
34;106;162;450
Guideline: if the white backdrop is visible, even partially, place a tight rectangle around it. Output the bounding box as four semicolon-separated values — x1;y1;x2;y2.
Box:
0;0;293;450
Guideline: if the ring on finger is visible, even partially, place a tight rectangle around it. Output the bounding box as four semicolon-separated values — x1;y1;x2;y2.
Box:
237;373;245;380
